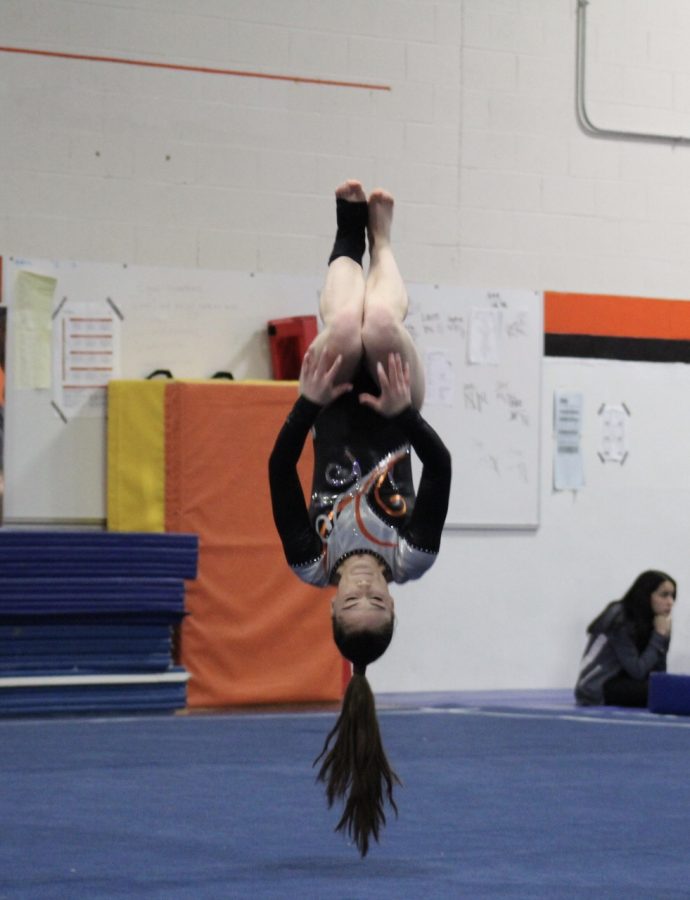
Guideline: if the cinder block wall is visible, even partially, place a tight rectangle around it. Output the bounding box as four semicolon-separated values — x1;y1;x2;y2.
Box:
1;0;689;692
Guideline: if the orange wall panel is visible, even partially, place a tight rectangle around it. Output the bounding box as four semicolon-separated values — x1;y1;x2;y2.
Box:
545;291;690;340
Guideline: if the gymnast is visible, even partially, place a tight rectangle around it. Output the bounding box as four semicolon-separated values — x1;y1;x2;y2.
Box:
575;569;676;708
268;181;451;856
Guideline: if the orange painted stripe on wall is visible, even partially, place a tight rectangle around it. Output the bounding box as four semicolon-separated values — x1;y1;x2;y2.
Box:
0;45;391;91
545;291;690;340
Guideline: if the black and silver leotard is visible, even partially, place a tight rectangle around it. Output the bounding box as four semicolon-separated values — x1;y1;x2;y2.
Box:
269;371;452;587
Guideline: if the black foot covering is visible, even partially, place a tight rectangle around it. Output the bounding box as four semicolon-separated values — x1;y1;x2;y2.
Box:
328;198;368;266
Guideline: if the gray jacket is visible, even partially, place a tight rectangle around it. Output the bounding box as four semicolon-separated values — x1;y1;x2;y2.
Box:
574;601;669;705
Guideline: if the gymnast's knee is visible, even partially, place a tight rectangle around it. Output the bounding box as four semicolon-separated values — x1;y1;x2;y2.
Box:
361;305;400;361
321;307;363;366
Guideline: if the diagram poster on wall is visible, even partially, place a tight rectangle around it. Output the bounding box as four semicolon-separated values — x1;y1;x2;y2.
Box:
51;297;121;420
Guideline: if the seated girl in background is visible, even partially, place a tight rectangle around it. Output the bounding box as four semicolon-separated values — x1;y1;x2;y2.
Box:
575;570;676;708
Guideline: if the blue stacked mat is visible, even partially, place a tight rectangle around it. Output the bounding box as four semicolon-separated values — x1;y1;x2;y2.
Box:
0;672;190;715
0;530;198;716
0;618;175;672
0;577;185;614
0;531;198;579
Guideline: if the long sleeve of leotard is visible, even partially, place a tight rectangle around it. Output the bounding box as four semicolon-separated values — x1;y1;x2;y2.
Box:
268;395;324;567
392;406;452;553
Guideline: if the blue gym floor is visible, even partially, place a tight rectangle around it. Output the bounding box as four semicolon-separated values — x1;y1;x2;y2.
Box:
1;690;689;899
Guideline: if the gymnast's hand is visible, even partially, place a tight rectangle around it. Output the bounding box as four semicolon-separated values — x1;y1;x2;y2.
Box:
299;347;352;407
359;352;412;418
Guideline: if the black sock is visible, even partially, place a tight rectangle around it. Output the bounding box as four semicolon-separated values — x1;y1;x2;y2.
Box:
328;198;368;266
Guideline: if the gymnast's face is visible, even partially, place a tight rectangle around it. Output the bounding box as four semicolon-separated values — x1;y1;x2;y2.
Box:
650;580;676;616
332;554;394;633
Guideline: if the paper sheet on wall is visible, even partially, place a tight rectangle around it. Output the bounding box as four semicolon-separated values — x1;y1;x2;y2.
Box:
468;307;501;365
52;298;121;419
13;271;56;389
553;390;584;490
423;349;455;406
599;403;629;463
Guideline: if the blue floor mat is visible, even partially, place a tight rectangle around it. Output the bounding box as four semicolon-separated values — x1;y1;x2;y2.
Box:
0;695;688;899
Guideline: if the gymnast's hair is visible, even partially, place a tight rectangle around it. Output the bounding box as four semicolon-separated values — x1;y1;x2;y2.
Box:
314;614;398;857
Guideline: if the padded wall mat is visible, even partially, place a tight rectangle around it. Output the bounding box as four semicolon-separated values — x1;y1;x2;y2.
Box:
107;379;167;532
164;382;343;707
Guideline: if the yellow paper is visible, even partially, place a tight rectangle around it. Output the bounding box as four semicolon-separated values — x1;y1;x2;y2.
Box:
14;271;56;389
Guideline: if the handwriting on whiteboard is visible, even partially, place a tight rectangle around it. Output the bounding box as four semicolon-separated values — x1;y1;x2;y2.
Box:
463;382;529;426
471;440;530;483
407;305;528;343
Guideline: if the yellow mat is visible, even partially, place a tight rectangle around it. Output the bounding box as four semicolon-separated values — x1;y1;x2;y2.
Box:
107;380;167;532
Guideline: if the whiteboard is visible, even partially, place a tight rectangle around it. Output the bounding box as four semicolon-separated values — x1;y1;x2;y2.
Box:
405;284;542;528
2;258;541;528
2;256;321;523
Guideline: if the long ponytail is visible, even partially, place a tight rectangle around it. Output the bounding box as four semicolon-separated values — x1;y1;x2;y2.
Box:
314;619;398;857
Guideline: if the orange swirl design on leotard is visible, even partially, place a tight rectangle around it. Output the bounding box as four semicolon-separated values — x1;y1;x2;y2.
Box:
374;471;407;517
320;446;409;549
354;492;397;548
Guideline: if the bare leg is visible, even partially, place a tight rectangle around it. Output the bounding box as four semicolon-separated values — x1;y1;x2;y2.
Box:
362;190;425;409
300;180;367;392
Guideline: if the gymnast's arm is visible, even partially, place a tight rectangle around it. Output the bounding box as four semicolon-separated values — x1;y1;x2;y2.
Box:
269;349;353;567
358;353;451;553
268;395;323;567
395;407;452;552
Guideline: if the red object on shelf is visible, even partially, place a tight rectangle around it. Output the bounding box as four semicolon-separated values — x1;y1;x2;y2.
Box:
267;315;318;380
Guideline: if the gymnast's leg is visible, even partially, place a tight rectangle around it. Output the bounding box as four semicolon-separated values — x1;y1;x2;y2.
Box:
300;180;367;394
361;189;425;410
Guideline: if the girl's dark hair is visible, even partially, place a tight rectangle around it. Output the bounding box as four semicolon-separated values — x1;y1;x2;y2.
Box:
314;616;398;857
621;569;676;649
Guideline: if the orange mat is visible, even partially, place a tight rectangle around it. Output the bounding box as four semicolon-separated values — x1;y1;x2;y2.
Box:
164;381;343;707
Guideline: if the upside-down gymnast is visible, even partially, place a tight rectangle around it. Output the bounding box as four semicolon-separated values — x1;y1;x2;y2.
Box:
268;181;452;856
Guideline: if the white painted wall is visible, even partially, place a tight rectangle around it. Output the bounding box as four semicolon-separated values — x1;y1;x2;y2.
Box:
375;357;690;693
1;0;690;692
